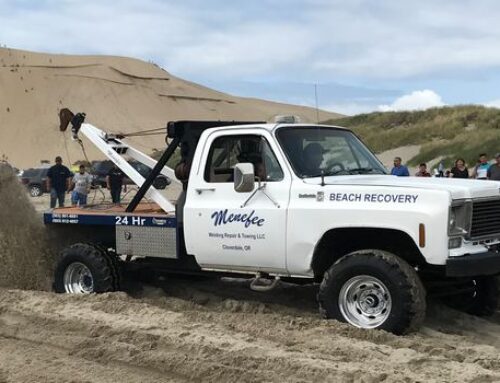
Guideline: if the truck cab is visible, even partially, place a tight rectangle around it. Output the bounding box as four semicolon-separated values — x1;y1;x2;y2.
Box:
47;119;500;334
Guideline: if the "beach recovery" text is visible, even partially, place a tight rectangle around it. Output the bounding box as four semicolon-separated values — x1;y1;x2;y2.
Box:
329;193;418;203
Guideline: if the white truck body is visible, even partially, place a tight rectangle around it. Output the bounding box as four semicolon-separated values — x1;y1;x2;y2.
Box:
184;124;500;276
49;118;500;333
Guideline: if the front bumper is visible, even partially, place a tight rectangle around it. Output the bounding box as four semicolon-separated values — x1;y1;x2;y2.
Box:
446;251;500;277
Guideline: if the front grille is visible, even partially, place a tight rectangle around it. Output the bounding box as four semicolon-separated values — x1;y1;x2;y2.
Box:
471;199;500;238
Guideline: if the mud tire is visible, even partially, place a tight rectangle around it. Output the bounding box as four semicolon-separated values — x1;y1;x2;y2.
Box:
54;243;120;294
318;249;426;335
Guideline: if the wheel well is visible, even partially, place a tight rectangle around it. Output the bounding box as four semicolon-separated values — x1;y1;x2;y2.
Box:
311;228;425;280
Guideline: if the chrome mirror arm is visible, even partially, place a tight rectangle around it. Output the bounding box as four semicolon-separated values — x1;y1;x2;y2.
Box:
240;178;280;208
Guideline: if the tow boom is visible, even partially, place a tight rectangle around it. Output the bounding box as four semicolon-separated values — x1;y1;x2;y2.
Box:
79;123;179;213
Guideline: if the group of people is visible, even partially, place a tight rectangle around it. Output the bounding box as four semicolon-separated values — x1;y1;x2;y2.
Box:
391;153;500;180
47;156;125;208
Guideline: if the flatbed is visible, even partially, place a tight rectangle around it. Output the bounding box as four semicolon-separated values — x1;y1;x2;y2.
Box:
45;203;178;259
44;203;175;227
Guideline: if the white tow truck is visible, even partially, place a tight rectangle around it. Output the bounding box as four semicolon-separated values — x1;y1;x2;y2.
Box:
46;117;500;334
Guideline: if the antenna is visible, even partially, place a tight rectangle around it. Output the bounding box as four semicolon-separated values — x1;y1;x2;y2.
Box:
314;83;320;123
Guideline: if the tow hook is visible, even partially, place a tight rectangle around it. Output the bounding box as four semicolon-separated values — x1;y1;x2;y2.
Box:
250;272;281;292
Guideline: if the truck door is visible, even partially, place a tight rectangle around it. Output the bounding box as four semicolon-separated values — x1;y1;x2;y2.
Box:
184;131;291;273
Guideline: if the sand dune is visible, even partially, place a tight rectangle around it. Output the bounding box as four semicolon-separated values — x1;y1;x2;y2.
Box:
0;47;341;168
377;145;422;170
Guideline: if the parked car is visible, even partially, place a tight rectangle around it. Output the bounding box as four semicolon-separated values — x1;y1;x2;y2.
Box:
19;167;49;197
90;160;171;189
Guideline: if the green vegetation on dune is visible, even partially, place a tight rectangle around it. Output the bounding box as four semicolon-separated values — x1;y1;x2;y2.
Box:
323;105;500;167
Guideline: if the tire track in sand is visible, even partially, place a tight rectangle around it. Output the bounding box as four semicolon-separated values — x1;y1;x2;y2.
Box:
2;284;500;382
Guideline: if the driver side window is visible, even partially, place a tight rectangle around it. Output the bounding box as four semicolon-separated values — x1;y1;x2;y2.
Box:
204;135;284;183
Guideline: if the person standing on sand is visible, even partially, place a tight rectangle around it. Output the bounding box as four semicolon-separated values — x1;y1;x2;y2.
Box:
71;165;92;207
46;156;71;208
106;164;124;205
390;157;410;177
471;153;490;180
487;153;500;181
450;158;469;179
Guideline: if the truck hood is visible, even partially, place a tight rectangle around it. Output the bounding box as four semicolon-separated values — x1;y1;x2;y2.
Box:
303;175;500;200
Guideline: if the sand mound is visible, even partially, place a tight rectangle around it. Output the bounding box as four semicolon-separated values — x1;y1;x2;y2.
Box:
377;144;421;170
0;163;56;290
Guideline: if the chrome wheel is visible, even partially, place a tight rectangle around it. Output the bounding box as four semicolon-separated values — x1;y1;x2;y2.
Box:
63;262;94;294
339;275;392;329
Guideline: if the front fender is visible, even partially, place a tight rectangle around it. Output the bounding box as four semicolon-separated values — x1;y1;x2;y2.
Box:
286;184;450;276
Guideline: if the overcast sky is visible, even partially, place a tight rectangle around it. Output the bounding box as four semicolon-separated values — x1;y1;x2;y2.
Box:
2;0;500;115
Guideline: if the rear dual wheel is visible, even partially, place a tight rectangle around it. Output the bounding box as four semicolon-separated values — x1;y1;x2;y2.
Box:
54;243;121;294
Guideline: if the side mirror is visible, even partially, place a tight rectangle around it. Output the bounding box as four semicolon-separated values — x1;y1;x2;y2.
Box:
234;163;255;193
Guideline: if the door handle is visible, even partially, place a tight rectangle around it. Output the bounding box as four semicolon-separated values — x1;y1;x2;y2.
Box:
195;187;216;194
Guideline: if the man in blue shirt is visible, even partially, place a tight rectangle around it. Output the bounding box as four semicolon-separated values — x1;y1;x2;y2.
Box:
391;157;410;177
46;156;71;208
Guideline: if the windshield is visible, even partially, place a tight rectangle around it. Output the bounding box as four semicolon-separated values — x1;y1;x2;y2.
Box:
276;126;387;178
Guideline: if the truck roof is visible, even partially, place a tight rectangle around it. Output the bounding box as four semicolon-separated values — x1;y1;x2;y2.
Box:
166;120;348;140
210;123;350;133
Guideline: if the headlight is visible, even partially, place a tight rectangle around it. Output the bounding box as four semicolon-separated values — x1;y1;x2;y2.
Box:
449;210;456;229
448;201;472;237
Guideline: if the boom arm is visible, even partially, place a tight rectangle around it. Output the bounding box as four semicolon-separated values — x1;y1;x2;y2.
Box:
79;123;179;213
